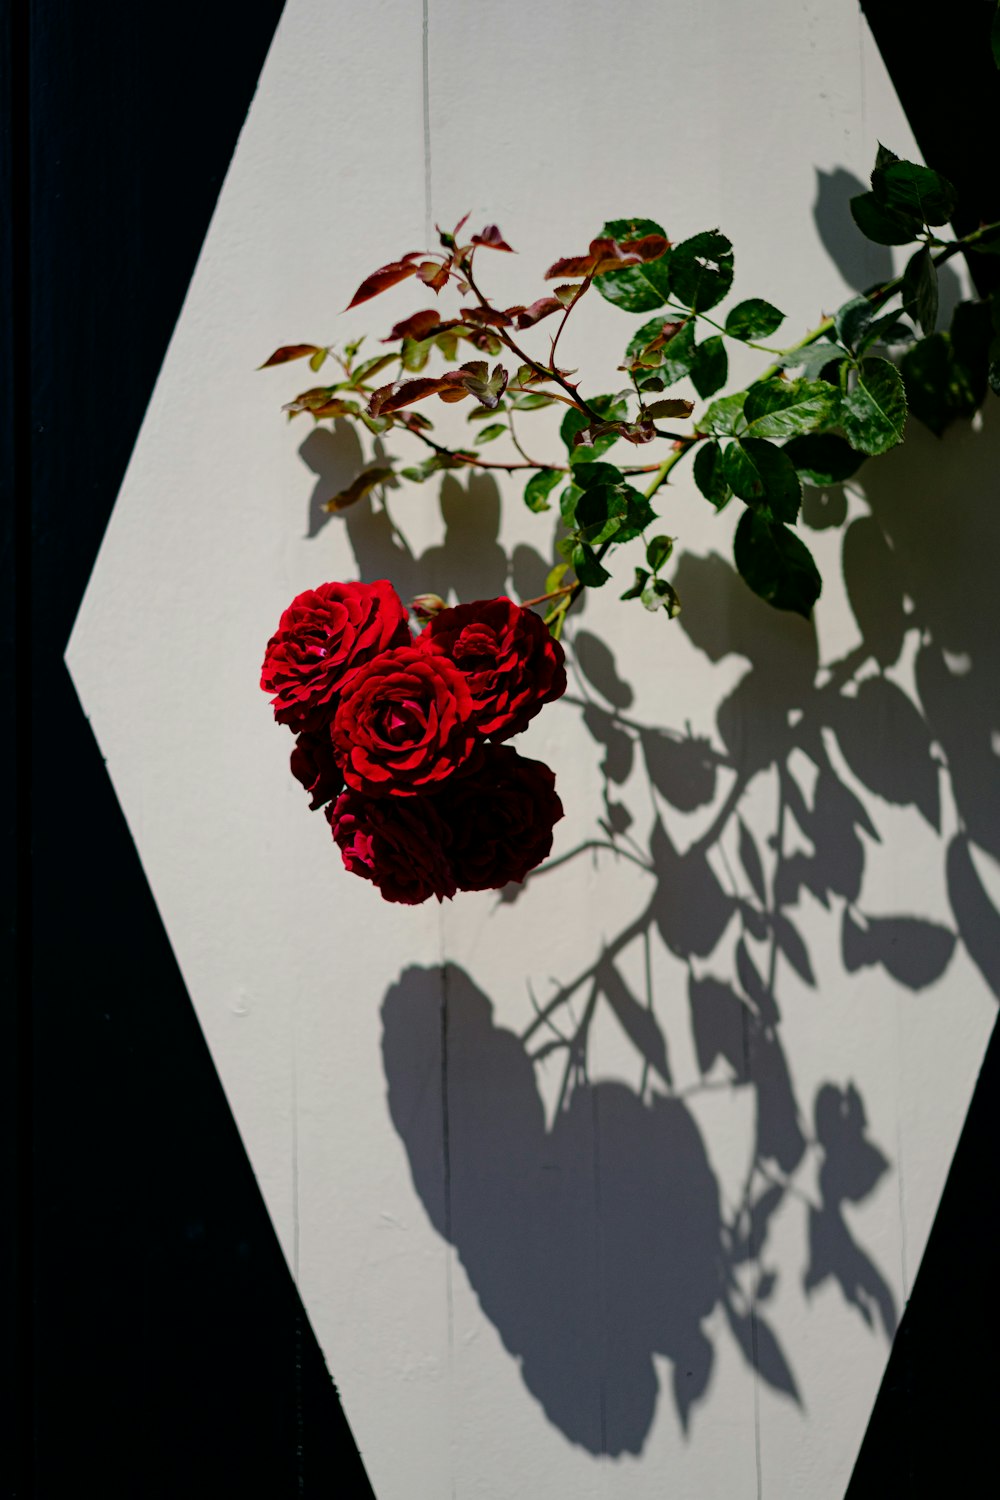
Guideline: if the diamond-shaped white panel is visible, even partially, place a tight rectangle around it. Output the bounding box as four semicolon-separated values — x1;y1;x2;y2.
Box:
67;2;998;1495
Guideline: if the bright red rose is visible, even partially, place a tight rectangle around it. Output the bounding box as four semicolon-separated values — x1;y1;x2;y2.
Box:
261;579;410;732
331;645;479;797
435;743;564;890
415;596;567;740
327;790;457;905
290;730;344;810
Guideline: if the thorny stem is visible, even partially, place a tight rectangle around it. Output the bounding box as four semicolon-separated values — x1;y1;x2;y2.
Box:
461;255;603;422
407;423;545;473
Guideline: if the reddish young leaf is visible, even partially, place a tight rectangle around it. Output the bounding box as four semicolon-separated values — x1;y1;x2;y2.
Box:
545;234;669;281
368;377;449;416
383;309;442;342
644;398;695;419
258;344;324;369
282;386;345;415
417;260;450;292
345;258;421;311
322;467;395;513
460;305;514;328
471;224;515;252
509;297;563;329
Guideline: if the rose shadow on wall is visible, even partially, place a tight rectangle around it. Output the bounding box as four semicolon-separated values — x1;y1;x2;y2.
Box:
297;352;1000;1455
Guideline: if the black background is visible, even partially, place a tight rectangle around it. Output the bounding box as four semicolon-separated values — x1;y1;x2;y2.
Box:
4;0;997;1494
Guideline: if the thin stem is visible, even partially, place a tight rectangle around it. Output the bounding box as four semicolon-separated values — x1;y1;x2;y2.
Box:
520;585;574;609
549;272;594;369
407;424;548;473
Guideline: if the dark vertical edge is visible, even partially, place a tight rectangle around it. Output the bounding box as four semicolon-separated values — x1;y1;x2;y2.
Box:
849;2;1000;1491
26;2;374;1492
2;0;31;1488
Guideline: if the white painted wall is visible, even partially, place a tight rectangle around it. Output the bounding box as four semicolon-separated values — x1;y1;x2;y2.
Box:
66;2;999;1495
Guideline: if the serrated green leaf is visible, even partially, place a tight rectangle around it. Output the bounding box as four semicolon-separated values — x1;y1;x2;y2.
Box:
475;422;507;444
595;218;672;312
621;567;650;600
556;533;577;559
626;317;697;387
841;357;907;454
835;296;876;352
782;433;864;486
572;542;612;587
700;390;748;437
901;246;938;335
691;336;728;398
576;483;627;545
776;340;847;380
850;192;922;246
641;577;681;616
573;461;624;490
646;534;675;571
872;159;957;227
723;438;801;522
725;298;785;341
734;510;821;617
669;230;734;312
559;482;582;527
616;485;658;542
692;439;733;509
524;468;562;513
744;378;840;438
857;312;916;353
509;391;557;410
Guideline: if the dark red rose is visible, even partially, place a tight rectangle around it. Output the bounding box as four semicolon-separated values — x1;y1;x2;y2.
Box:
261;579;410;732
290;730;344;810
415;596;567;740
331;645;478;797
434;744;563;889
327;790;456;905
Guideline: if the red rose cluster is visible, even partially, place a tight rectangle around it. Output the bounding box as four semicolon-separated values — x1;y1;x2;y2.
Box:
261;580;566;903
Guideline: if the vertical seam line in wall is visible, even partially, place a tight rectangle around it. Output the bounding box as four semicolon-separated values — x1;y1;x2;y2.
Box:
421;0;432;244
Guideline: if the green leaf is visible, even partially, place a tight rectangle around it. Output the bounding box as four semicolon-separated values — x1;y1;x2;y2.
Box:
723;438;801;522
646;534;674;571
561;394;628;463
669;231;734;312
700;390;748;437
691;336;728;398
734;510;821;617
545;563;568;594
725;299;785;341
871;159;957;227
508;391;558;410
641;577;681;616
841;357;908;454
560;482;582;527
782;433;864;486
621;567;650;600
835;296;876;352
692;439;733;509
857;312;916;353
850;192;921;246
595;218;672;312
475;422;507;443
573;461;624;490
776;340;847;380
524;468;562;513
901;302;993;434
576;484;626;546
744;378;840;438
572;542;612;587
616;485;658;542
901;246;938;334
626;317;697;387
556;533;577;560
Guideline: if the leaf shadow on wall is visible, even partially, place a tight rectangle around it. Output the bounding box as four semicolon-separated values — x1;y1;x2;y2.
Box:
303;394;1000;1455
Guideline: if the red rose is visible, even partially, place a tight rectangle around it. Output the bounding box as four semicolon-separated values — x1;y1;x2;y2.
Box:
435;744;563;889
290;730;344;810
261;579;410;732
331;646;479;797
415;596;567;740
327;790;456;905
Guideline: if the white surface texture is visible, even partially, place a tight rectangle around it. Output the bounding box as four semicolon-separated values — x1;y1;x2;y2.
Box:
66;2;999;1496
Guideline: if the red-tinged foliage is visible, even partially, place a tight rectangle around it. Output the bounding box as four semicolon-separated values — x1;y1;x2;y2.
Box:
508;297;564;329
644;398;695;420
471;224;515;252
258;344;324;368
345;258;422;311
383;309;442;342
368;378;451;416
545;233;669;281
417;260;450;292
461;306;514;328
